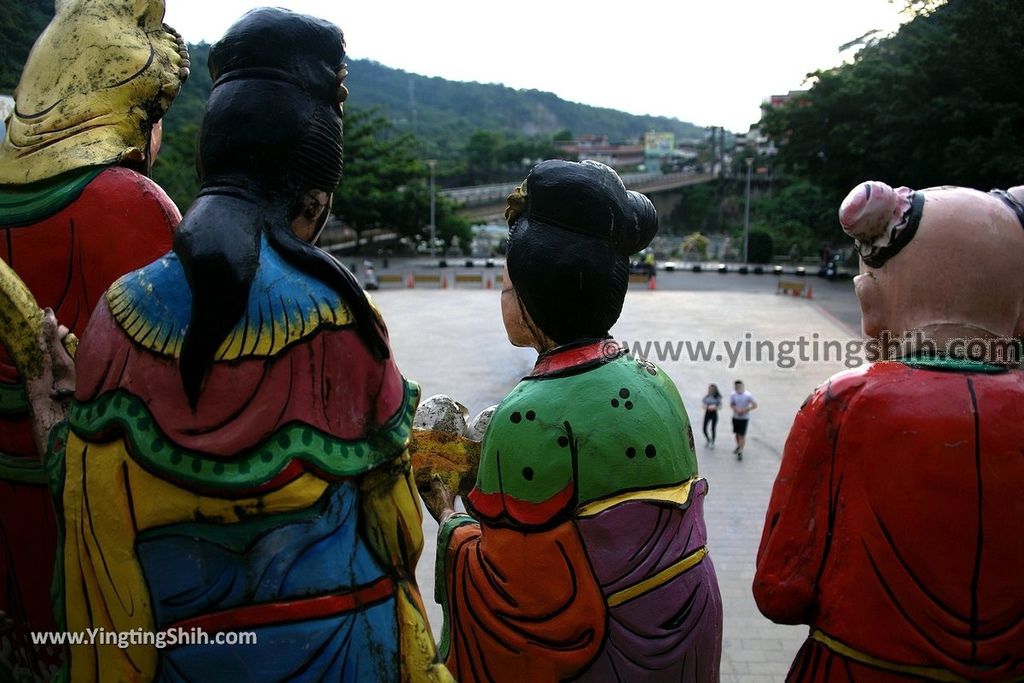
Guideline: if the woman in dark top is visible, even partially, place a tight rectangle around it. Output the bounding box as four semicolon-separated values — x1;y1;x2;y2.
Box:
702;383;722;447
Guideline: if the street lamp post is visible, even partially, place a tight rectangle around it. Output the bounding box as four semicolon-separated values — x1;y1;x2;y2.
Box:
743;157;753;265
426;159;437;260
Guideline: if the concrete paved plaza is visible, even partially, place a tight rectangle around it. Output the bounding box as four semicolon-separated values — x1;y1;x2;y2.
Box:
373;275;862;682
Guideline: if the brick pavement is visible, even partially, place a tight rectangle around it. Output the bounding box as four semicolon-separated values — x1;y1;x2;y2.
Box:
375;287;860;682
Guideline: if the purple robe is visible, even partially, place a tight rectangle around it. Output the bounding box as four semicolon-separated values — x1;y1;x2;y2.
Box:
575;479;723;681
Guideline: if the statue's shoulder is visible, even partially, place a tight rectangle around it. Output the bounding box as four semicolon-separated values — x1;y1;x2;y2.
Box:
799;364;886;416
84;167;180;218
106;239;352;360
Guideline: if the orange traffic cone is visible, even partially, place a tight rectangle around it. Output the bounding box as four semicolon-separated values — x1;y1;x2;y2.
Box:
406;273;415;288
441;275;448;289
791;288;799;297
806;286;813;300
485;276;492;289
648;276;657;291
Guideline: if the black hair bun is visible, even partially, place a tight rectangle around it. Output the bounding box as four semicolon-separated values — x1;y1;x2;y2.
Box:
524;159;658;256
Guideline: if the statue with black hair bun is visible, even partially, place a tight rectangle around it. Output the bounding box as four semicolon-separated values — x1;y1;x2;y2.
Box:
44;8;451;681
425;159;723;682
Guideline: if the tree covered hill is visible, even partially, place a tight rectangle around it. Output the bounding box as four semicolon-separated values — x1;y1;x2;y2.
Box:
1;7;705;159
0;0;51;91
3;8;705;206
345;58;706;155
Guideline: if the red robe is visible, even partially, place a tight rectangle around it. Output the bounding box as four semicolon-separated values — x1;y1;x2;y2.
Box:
754;362;1024;682
0;166;177;679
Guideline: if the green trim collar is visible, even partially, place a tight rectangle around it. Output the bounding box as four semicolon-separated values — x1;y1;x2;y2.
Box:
0;166;105;226
901;355;1012;374
68;380;420;489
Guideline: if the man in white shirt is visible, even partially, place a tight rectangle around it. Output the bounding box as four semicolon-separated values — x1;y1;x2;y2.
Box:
730;379;757;460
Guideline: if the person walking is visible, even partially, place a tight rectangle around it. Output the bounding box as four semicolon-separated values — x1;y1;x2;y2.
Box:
701;384;722;447
730;379;757;460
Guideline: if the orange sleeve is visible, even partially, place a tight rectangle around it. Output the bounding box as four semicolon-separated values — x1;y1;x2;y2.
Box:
439;519;606;683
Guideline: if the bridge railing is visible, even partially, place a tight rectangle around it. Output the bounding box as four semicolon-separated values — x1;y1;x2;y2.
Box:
440;171;714;207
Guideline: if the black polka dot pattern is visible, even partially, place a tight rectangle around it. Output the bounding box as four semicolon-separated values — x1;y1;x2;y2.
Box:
611;387;637;411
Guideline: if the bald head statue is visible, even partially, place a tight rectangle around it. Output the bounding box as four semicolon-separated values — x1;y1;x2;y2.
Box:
839;180;1024;356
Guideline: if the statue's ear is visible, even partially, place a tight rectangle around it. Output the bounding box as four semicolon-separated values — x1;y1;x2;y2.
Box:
302;190;330;221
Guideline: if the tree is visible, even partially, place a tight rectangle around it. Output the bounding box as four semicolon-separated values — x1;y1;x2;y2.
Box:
464;130;502;181
891;0;947;16
762;0;1024;196
667;183;721;234
756;181;835;240
747;230;774;264
679;232;709;260
0;0;52;91
333;108;470;252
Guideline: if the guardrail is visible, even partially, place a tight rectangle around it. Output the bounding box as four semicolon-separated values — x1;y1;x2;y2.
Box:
440;171;714;208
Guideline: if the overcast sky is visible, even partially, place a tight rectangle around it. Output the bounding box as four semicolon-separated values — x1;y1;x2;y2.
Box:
163;0;908;132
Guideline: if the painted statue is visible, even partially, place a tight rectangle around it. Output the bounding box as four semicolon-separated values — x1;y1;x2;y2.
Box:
754;181;1024;681
424;159;724;682
0;1;188;678
15;8;450;682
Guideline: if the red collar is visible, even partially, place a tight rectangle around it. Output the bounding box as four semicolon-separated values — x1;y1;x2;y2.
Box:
530;339;621;377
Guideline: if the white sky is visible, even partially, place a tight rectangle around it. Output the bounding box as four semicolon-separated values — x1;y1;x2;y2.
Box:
163;1;908;133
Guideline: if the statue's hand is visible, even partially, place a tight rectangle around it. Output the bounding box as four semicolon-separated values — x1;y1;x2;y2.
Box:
24;309;75;455
422;475;457;525
411;395;487;498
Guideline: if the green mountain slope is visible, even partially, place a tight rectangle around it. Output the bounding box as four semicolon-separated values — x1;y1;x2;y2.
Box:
0;0;52;91
3;19;705;207
345;58;705;151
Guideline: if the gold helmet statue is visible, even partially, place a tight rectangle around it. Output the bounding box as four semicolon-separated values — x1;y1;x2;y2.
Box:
0;0;189;185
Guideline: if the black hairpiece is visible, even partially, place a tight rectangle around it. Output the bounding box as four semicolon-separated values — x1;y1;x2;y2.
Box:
506;160;658;344
174;8;387;406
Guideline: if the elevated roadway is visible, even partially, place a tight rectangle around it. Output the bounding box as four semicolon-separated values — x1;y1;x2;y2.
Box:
443;171;716;221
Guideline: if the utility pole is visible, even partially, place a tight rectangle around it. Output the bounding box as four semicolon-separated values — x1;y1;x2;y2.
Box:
743;157;753;264
426;159;437;259
711;126;723;233
718;127;725;179
707;126;716;175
